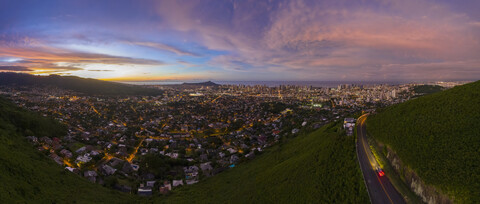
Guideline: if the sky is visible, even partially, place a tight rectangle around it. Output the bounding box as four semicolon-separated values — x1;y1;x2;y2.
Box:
1;0;480;82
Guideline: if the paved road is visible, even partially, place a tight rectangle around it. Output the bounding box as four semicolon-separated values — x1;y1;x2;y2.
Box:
356;114;405;204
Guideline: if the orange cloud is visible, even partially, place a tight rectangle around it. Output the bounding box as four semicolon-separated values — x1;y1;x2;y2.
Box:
0;38;165;78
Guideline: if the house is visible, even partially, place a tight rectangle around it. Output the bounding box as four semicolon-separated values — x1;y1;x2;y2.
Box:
172;179;184;187
109;157;123;167
84;171;97;183
75;154;92;164
102;165;117;175
50;154;63;165
183;166;199;178
59;149;73;158
227;148;237;154
84;170;97;177
230;154;239;164
40;137;53;145
183;165;199;172
343;118;356;129
245;152;255;159
200;162;213;172
146;180;156;188
344;118;356;124
343;118;356;136
291;128;300;134
162;181;172;191
165;152;179;159
65;167;75;172
218;152;225;158
138;187;153;196
90;150;99;156
121;162;133;174
75;146;86;154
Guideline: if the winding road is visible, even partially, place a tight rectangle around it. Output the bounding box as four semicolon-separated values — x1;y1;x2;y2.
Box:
356;114;405;204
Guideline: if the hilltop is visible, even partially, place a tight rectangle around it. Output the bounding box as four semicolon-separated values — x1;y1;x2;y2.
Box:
367;81;480;203
0;96;368;203
0;72;161;96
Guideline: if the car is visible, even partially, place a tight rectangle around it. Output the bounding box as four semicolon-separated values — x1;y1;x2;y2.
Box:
375;167;385;177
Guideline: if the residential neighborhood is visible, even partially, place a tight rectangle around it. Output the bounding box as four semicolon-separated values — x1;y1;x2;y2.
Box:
0;82;427;195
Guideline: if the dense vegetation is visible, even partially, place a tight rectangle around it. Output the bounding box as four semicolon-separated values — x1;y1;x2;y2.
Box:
0;96;368;203
367;81;480;203
0;97;138;203
163;123;368;203
0;72;161;95
412;84;444;95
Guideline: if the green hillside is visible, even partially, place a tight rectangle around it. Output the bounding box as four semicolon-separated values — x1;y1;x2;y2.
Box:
0;96;368;203
0;97;139;203
163;123;368;203
367;81;480;203
412;84;445;96
0;72;161;96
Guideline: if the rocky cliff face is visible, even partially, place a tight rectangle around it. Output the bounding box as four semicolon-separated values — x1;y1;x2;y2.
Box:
384;146;452;204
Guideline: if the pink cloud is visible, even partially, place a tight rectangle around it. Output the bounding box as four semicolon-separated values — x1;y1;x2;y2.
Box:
152;0;480;81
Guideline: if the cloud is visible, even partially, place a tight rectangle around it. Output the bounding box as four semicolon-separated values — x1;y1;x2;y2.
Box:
0;36;165;76
88;69;114;72
127;41;198;56
2;0;480;81
0;46;164;65
0;65;32;71
152;0;480;81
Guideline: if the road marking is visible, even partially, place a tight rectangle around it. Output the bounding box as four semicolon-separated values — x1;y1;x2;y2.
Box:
358;115;394;204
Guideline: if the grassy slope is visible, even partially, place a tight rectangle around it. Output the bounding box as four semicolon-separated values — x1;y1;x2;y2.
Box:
162;123;368;203
367;81;480;203
0;97;139;203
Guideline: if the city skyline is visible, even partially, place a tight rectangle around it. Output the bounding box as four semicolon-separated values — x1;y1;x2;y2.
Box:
1;0;480;82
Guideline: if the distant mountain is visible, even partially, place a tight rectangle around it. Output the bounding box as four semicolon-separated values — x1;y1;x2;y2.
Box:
181;81;219;86
160;81;220;90
367;80;480;203
0;72;162;96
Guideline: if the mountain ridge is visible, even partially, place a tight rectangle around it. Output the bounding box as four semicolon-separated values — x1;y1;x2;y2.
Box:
0;72;162;96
